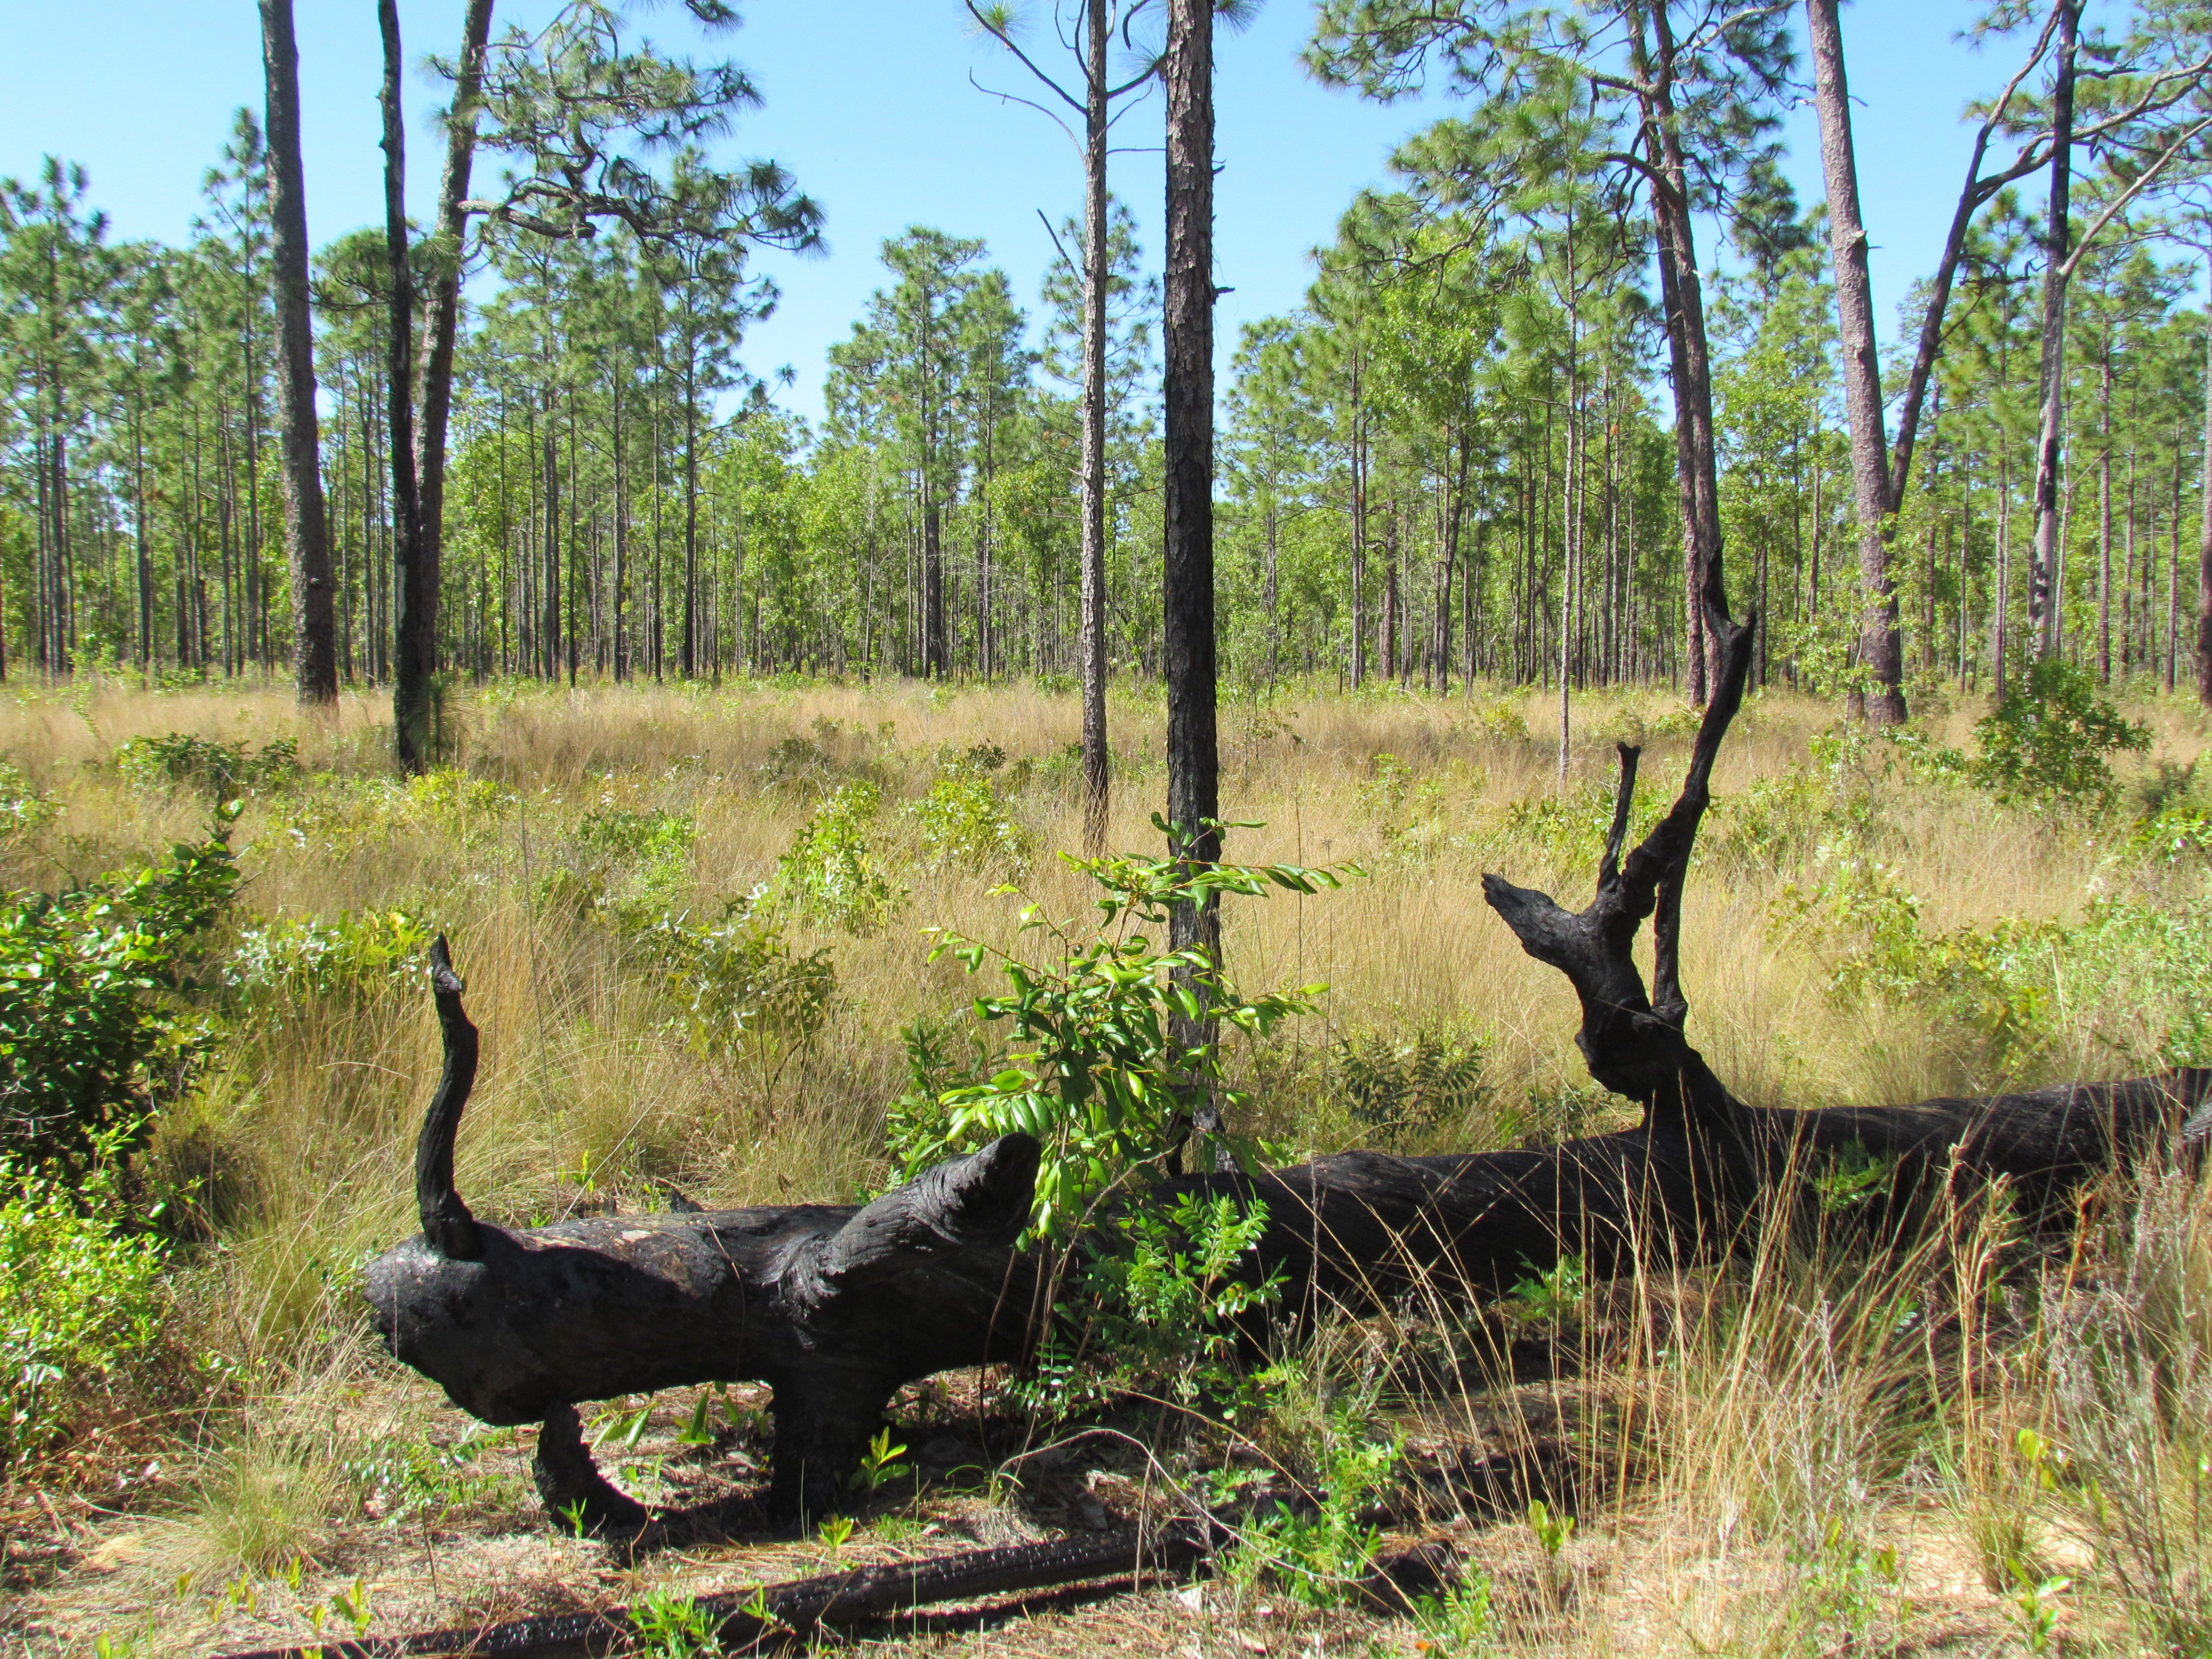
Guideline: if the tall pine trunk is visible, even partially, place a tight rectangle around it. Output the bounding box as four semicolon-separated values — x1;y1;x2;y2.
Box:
415;0;498;678
1079;0;1112;851
380;0;432;771
262;0;337;704
612;369;628;682
1163;0;1222;1163
1637;3;1726;701
1806;0;1905;723
683;352;699;677
2028;0;2080;661
2198;265;2212;706
2098;329;2114;682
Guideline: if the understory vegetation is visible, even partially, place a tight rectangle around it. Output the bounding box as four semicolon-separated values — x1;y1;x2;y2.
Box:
3;673;2212;1657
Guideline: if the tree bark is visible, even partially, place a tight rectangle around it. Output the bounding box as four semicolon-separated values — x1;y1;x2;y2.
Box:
611;370;627;682
1079;0;1112;853
682;356;699;678
2028;0;2080;661
923;496;945;677
2099;326;2114;683
261;0;337;705
2198;271;2212;706
380;0;432;772
1163;0;1223;1156
1350;373;1368;689
414;0;498;685
1641;2;1727;701
1806;0;1906;724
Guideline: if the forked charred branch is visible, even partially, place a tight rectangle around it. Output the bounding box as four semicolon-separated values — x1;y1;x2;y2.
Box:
1480;606;1755;1146
367;683;2208;1528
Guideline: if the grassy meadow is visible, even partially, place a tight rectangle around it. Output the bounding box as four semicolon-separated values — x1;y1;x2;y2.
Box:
6;673;2212;1657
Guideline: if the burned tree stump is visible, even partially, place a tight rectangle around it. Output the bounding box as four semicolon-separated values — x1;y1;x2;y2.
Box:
365;619;2206;1527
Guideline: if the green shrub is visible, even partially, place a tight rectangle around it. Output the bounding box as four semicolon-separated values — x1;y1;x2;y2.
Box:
1497;774;1666;866
1410;1571;1498;1657
1971;658;2149;811
1783;852;2212;1075
1243;1390;1401;1607
1331;1023;1487;1143
1010;1191;1283;1421
553;805;690;924
0;819;237;1172
577;802;689;856
226;909;433;1014
908;774;1030;875
1785;855;2062;1069
761;781;902;934
1710;743;1882;872
630;905;835;1055
887;839;1346;1240
1357;753;1419;840
1457;699;1530;742
756;733;838;789
0;1141;168;1471
402;769;517;847
115;732;298;798
0;760;57;844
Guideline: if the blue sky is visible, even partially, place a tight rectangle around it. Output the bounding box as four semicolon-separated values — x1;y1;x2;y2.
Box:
0;0;2086;426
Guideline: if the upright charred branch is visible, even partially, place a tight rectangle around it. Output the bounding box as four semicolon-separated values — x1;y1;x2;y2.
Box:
413;935;481;1261
1480;607;1758;1167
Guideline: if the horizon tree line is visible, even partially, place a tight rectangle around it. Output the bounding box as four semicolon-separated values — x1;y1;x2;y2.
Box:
2;0;2209;748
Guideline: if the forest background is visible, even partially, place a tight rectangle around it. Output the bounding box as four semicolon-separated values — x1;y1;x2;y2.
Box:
2;0;2208;713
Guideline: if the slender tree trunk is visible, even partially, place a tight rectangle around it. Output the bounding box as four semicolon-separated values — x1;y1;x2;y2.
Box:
1350;378;1367;688
2028;0;2080;660
133;401;151;678
612;371;627;682
1381;500;1398;681
543;411;561;680
1996;454;2013;694
2197;275;2212;706
1080;0;1112;850
50;389;71;676
1163;0;1223;1161
245;322;266;672
1641;4;1726;698
262;0;337;704
683;354;699;678
414;0;497;673
2098;330;2113;682
1806;0;1905;722
2168;424;2183;693
382;0;433;771
1560;244;1581;783
567;386;579;685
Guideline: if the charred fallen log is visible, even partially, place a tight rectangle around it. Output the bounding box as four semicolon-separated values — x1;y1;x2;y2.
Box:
364;606;2205;1528
367;942;1050;1527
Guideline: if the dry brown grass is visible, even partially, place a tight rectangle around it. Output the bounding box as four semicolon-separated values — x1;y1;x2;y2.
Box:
4;672;2210;1658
